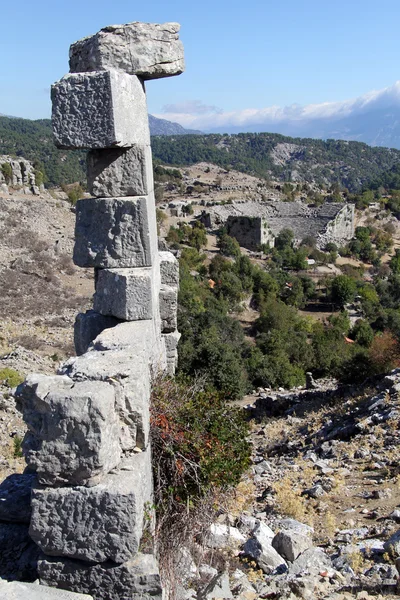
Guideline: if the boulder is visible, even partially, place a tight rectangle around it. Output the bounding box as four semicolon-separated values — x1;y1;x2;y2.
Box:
272;530;313;562
198;572;232;600
0;473;34;523
52;72;149;149
38;553;162;600
205;523;245;548
0;580;93;599
74;197;154;269
16;375;121;487
242;536;286;574
69;22;184;80
289;547;331;575
94;267;153;321
30;451;152;563
87;145;153;198
384;528;400;557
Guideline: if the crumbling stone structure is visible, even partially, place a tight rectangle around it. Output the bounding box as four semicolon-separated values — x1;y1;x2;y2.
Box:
11;21;184;600
0;155;39;195
201;201;355;250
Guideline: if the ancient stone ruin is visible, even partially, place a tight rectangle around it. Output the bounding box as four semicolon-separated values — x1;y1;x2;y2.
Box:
0;155;39;195
201;201;355;250
4;21;184;600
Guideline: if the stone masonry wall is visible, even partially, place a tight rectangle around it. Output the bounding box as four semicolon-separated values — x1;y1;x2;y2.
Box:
9;21;184;600
0;155;39;195
205;201;355;250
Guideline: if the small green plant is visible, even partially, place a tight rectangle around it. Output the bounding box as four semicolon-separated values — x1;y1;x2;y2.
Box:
0;368;24;388
1;162;13;184
66;184;85;205
13;435;23;458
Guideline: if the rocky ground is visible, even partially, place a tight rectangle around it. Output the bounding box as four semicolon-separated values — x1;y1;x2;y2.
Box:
173;373;400;600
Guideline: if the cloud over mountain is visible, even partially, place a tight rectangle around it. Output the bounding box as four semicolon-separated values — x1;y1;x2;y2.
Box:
155;82;400;148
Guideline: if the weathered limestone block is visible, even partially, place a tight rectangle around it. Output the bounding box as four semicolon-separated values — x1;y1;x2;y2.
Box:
159;251;179;286
0;522;40;582
159;285;178;332
0;580;94;599
38;553;162;600
69;22;184;80
16;375;121;486
0;473;35;523
60;347;151;450
74;197;154;269
30;451;152;563
52;71;149;149
93;267;153;321
74;310;120;356
162;331;181;375
87;145;154;197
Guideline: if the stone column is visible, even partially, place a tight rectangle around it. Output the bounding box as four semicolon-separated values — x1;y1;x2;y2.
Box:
15;21;184;600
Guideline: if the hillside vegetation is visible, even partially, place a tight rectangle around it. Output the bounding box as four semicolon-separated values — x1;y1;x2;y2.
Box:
152;133;400;192
4;116;400;191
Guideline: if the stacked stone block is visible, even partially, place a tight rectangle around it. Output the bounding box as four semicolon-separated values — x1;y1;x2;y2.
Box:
15;21;183;600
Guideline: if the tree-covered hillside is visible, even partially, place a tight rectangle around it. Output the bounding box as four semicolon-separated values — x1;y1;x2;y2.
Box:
151;133;400;192
3;115;400;191
0;117;85;186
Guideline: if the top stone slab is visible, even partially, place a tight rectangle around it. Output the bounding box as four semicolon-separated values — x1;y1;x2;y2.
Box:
69;22;185;80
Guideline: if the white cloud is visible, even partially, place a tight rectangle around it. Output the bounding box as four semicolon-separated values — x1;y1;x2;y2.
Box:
162;100;223;115
154;81;400;130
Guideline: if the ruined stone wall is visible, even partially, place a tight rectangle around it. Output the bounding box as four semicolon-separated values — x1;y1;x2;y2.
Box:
7;21;184;600
0;155;39;195
227;216;274;250
204;201;355;250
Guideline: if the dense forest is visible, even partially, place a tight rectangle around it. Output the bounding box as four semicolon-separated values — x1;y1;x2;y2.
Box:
168;221;400;399
151;133;400;192
3;115;400;191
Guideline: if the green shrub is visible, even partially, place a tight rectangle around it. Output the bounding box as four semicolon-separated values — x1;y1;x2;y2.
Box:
1;162;13;184
151;377;251;508
0;368;24;388
66;184;85;205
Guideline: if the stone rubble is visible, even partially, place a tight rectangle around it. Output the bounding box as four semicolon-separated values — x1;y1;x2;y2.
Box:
2;20;184;600
169;370;400;600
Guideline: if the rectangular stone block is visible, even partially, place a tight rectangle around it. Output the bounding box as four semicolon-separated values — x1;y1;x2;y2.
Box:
0;580;94;600
90;320;166;374
74;197;155;269
87;145;154;197
69;21;184;81
38;553;162;600
93;267;153;321
74;310;120;356
159;285;178;332
162;331;180;374
15;375;121;487
60;348;151;451
52;71;149;149
30;451;152;563
159;251;179;286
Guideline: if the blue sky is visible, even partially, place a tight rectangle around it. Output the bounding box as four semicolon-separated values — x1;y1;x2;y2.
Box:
2;0;400;128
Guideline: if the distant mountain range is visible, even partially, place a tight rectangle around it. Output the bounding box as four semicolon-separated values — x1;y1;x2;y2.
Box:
205;106;400;149
0;111;200;136
159;81;400;150
148;114;201;136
